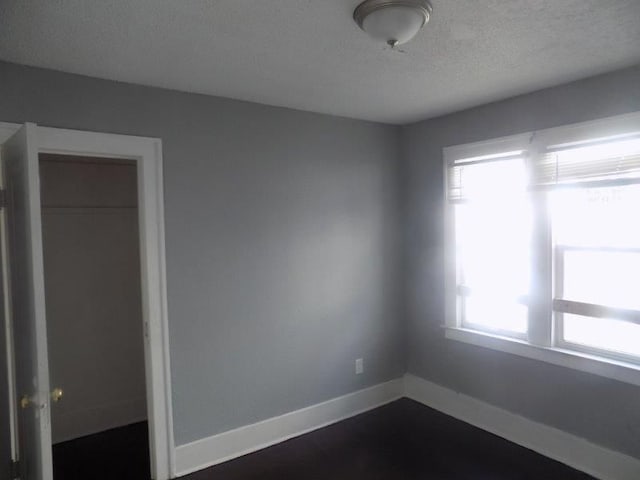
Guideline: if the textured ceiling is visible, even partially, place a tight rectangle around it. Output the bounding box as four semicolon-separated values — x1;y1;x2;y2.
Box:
1;1;639;124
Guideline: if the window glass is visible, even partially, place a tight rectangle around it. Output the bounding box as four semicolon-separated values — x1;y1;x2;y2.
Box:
562;250;640;310
552;184;640;249
454;158;531;334
464;296;528;334
552;183;640;358
563;314;640;358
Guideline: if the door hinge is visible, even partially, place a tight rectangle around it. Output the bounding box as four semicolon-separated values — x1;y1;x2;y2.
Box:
10;459;20;479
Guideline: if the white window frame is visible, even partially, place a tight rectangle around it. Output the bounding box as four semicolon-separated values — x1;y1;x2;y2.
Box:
443;111;640;387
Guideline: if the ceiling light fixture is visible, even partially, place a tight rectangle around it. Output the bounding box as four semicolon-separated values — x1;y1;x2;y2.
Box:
353;0;433;48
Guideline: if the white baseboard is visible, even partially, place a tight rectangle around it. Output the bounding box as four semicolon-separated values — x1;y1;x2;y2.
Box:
174;379;404;477
404;374;640;480
174;374;640;479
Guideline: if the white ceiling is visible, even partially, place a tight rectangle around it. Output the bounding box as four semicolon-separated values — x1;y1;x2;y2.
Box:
1;1;639;125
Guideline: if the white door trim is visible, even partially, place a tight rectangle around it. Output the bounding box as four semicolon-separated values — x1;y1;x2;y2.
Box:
0;134;20;471
0;122;175;480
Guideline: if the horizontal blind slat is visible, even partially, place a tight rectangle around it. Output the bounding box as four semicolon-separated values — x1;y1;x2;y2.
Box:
531;136;640;187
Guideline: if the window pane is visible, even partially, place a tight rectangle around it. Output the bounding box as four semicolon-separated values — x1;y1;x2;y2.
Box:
455;158;528;201
455;158;531;334
456;203;530;296
552;184;640;248
563;314;640;358
465;296;527;334
563;250;640;310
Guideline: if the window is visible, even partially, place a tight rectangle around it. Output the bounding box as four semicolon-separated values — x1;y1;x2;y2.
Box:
444;113;640;384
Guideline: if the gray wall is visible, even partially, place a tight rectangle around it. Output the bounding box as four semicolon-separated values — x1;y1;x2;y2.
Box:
40;157;146;444
4;57;638;461
402;65;640;459
0;61;404;445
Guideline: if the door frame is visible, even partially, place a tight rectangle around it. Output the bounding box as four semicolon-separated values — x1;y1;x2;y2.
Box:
0;122;175;480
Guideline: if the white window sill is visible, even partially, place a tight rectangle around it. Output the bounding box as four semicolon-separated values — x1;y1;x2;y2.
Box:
445;327;640;387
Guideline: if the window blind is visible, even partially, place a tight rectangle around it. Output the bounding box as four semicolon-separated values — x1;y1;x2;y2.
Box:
530;134;640;188
447;153;525;202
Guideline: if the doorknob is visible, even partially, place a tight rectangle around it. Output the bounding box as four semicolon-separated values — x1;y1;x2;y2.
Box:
19;394;45;409
51;388;63;403
20;394;33;409
20;389;63;409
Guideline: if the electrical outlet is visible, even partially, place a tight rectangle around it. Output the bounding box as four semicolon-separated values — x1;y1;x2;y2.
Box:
355;358;364;375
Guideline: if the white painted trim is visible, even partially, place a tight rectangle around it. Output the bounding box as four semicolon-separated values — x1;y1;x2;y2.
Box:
443;144;458;330
445;327;640;387
175;373;640;479
174;379;404;477
38;126;175;480
0;140;20;466
404;373;640;480
0;122;175;480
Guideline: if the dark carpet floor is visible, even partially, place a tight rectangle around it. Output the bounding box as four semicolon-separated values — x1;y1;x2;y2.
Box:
53;422;150;480
53;398;593;480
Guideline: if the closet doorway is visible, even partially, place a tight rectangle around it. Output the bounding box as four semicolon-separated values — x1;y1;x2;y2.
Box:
0;123;173;480
40;154;149;479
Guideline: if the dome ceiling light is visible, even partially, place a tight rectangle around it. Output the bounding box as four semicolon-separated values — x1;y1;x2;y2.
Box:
353;0;433;48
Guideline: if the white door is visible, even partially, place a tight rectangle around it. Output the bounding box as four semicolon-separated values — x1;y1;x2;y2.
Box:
2;123;53;480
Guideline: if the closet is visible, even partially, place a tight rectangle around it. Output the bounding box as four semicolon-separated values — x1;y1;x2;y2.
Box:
39;154;148;478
